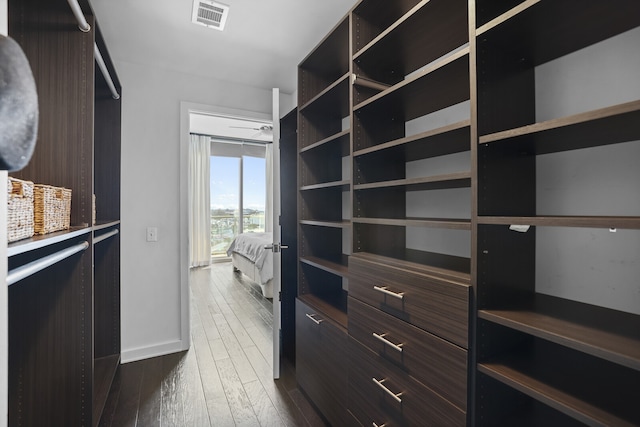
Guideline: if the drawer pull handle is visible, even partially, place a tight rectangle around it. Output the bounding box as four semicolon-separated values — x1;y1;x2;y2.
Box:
305;313;323;325
373;285;405;300
372;333;404;353
372;377;403;403
373;423;388;427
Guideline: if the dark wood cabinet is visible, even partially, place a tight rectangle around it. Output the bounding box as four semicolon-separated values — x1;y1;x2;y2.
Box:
296;0;639;425
295;298;349;426
6;0;121;425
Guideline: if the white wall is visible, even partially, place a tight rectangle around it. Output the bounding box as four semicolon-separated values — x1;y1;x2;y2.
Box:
535;27;640;315
117;58;293;362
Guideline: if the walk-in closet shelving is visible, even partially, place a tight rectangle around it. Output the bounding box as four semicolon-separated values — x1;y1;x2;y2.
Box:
475;0;640;425
7;0;122;424
297;14;351;325
352;0;472;279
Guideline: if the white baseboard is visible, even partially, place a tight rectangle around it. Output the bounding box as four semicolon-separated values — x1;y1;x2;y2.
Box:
121;339;190;364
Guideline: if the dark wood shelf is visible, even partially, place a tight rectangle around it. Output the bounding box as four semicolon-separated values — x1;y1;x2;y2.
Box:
353;119;470;158
354;171;471;191
300;220;351;229
300;129;350;154
299;16;350;105
93;220;121;231
478;340;639;427
299;72;351;114
353;216;471;230
297;294;348;329
479;294;640;371
477;0;640;67
300;180;350;191
354;47;470;120
478;215;640;230
478;100;640;154
352;250;471;281
8;226;92;257
354;0;468;84
93;354;120;426
300;255;349;278
352;0;422;54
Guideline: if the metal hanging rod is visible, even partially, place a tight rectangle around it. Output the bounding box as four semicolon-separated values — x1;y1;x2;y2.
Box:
67;0;90;32
7;241;89;286
66;0;120;100
93;228;119;244
94;43;120;100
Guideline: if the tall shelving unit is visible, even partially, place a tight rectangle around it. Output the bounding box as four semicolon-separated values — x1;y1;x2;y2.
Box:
6;0;122;425
295;15;352;427
295;0;639;425
347;0;472;425
297;15;351;325
474;1;640;425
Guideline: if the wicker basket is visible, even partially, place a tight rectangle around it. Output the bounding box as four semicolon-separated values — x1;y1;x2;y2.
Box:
7;177;35;242
34;184;72;235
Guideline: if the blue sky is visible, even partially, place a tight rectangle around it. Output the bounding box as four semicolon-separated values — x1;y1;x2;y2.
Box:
210;156;266;211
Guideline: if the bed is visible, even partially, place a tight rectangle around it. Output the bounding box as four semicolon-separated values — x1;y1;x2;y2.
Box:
226;232;274;298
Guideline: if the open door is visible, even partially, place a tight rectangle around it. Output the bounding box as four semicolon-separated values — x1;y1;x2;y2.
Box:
269;88;283;379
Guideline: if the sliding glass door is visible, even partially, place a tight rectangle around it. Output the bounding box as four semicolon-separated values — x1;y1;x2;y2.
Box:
210;142;266;259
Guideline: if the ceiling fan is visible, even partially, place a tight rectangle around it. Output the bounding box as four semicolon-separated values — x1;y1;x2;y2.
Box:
229;123;273;139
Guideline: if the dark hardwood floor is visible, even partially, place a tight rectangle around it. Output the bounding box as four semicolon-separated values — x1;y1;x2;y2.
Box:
99;262;326;427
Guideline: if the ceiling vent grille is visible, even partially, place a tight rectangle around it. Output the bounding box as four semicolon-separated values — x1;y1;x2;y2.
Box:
192;0;229;31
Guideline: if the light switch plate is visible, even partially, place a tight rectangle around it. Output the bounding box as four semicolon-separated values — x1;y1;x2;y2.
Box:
146;227;158;242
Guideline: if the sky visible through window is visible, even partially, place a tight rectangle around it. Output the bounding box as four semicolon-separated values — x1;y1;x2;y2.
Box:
210;155;265;212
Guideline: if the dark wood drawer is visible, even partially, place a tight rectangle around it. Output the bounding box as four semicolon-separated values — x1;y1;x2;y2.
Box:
349;297;467;411
296;298;349;426
348;338;466;426
350;255;470;348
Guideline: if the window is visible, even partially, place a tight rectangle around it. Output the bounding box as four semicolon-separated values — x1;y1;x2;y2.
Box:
210;141;266;258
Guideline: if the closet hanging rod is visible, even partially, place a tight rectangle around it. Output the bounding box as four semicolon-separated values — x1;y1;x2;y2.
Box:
93;228;119;244
66;0;120;99
7;241;89;286
67;0;90;32
94;43;121;100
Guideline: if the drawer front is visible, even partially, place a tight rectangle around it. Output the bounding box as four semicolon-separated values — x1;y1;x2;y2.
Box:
349;297;467;411
350;256;470;348
295;299;349;426
348;338;466;427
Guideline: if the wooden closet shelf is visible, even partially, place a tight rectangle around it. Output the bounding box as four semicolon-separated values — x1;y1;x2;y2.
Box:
300;256;349;278
354;217;471;230
479;296;640;371
354;171;471;191
300;129;350;154
354;48;470;121
300;180;350;191
300;220;351;229
479;100;640;154
354;0;468;80
299;72;350;114
353;119;470;159
8;226;92;257
477;0;640;66
478;362;636;427
478;215;640;230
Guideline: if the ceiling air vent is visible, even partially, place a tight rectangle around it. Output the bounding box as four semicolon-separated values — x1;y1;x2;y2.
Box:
192;0;229;31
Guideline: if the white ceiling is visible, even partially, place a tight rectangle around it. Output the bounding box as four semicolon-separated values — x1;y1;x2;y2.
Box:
90;0;358;95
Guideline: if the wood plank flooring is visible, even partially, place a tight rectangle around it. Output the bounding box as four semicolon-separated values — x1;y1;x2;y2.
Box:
99;262;326;427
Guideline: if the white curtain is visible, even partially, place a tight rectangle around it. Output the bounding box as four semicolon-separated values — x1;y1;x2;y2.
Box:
265;143;274;233
189;134;211;267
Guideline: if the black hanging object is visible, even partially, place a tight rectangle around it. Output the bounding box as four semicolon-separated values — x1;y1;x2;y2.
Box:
0;34;38;171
